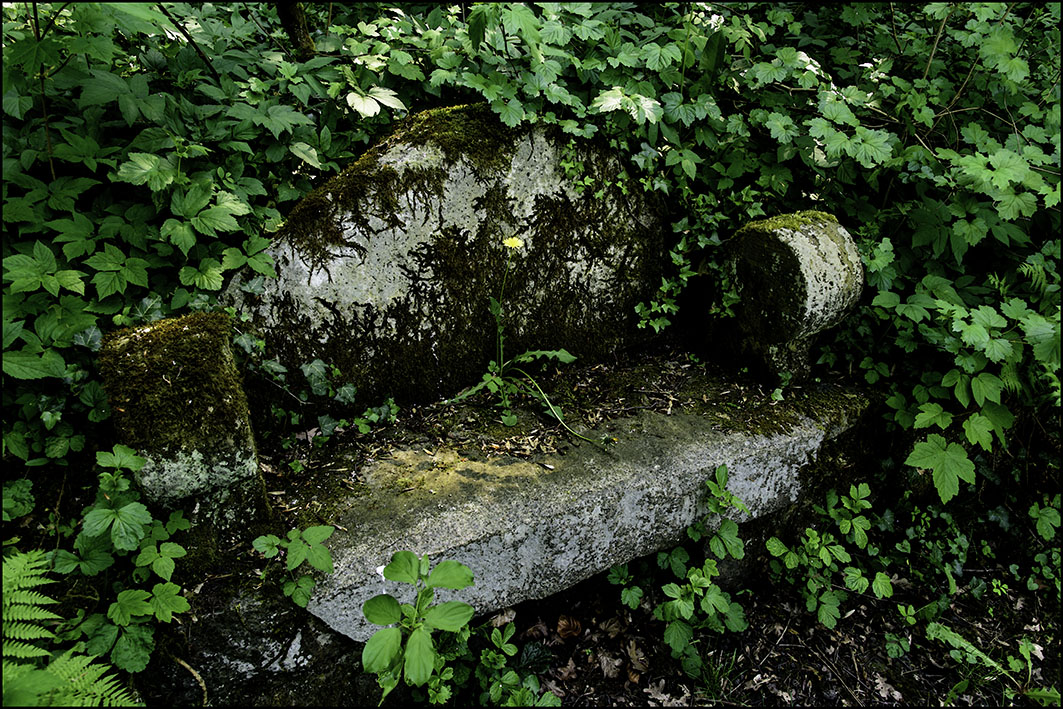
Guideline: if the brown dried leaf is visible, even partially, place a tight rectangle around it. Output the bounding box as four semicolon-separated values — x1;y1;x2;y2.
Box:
626;639;648;672
599;653;623;678
490;608;516;628
557;614;582;639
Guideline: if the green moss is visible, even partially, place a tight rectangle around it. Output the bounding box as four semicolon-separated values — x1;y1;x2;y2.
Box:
734;210;839;239
99;312;253;454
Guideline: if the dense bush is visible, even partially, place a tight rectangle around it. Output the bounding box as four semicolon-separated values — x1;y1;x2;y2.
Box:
2;1;1059;703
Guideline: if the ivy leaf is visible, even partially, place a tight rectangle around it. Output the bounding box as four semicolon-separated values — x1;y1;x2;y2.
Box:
904;434;975;504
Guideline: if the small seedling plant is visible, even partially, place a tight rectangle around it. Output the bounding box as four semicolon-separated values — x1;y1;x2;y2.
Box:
362;551;476;705
611;465;750;681
252;525;335;607
766;483;894;629
449;237;601;447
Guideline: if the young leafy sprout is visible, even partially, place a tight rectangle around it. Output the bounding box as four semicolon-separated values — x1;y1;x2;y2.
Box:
362;551;476;704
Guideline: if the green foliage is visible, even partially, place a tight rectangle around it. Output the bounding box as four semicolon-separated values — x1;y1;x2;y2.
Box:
38;446;192;675
472;622;561;706
3;549;142;706
611;465;750;682
926;622;1060;705
361;551;476;705
251;525;335;608
766;483;892;629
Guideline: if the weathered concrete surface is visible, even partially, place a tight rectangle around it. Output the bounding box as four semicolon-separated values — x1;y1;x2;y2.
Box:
223;103;666;407
97;312;266;531
307;383;868;642
726;211;864;382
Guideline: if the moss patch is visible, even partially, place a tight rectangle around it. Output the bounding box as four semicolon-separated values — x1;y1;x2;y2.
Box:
99;312;253;455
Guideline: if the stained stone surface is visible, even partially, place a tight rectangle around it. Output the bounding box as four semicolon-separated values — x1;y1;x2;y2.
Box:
726;211;864;382
222;103;667;407
306;381;868;642
97;312;265;530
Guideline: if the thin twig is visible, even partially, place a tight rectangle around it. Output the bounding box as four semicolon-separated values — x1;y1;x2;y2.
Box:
156;4;222;82
30;2;57;181
921;4;959;83
169;652;208;706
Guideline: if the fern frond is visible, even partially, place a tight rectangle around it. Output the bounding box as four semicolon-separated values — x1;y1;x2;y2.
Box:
1000;360;1023;393
4;603;62;624
4;620;58;642
3;639;53;659
45;650;143;707
5;588;60;607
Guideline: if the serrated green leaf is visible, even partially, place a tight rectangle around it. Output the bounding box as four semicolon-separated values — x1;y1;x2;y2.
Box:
108;589;153;626
150;582;190;622
110;624;154;673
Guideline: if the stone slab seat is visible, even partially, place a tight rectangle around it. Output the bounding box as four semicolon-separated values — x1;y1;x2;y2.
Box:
306;384;868;642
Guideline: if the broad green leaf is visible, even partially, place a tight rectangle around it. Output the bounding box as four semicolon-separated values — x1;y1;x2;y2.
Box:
108;589;153;626
110;502;152;551
285;538;309;571
963;413;994;451
346;92;379;117
663;619;693;654
426;559;474;590
905;434;975;504
384;551;420;585
363;594;402;626
423;601;474;631
765;537;788;557
872;572;894;599
110;624;154;674
305;543;333;573
2;349;67;380
817;591;841;628
191;207;240;236
843;566;868;593
362;626;401;674
289;142;322;168
913;402;953;430
971;372;1003;407
403;627;435;687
